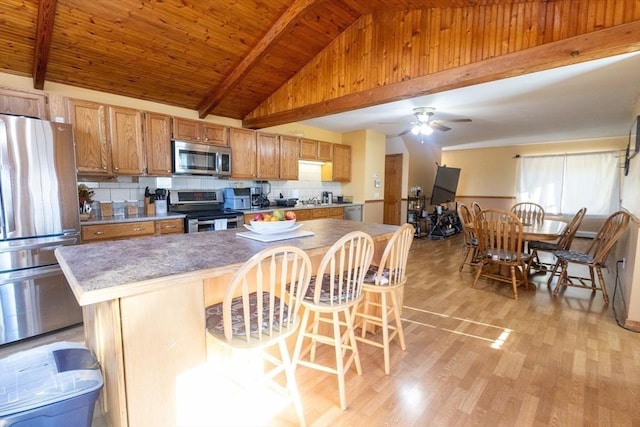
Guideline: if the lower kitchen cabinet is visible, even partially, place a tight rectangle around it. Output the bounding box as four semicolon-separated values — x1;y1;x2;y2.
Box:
156;218;185;235
82;218;184;242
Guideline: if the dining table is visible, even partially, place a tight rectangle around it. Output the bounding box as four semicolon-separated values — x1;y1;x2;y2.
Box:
520;219;567;241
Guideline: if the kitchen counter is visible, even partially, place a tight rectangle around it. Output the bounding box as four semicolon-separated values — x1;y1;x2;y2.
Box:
80;212;186;225
239;202;362;214
54;219;399;427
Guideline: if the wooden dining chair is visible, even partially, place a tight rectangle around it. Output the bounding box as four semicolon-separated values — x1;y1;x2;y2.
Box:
473;209;532;300
457;203;480;272
205;245;312;426
353;223;414;375
511;202;545;224
527;207;587;275
471;201;482;217
548;210;630;304
292;231;374;410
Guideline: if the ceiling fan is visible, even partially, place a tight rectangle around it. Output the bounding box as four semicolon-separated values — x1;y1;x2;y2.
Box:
395;107;472;137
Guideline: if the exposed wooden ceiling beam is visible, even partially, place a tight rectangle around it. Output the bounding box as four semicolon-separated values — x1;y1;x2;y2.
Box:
32;0;58;90
198;0;322;118
242;21;640;129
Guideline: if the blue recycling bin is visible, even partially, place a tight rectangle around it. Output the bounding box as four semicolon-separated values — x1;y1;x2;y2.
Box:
0;341;103;427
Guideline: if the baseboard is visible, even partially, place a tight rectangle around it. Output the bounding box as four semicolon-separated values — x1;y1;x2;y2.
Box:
624;318;640;332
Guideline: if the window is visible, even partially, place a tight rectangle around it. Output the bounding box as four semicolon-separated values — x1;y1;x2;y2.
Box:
516;151;620;215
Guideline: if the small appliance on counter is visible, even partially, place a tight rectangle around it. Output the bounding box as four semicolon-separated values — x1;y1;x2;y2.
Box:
321;191;333;204
253;181;272;208
223;188;251;210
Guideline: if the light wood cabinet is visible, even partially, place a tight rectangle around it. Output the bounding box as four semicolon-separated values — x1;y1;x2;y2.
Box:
312;208;329;218
0;88;48;119
317;141;333;161
109;106;145;175
256;132;280;180
82;221;155;242
299;138;318;160
173;117;228;146
70;100;173;177
144;112;172;176
323;144;351;182
329;207;344;218
279;135;299;180
156;218;184;235
82;218;184;242
202;122;228;146
68;100;111;174
230;127;257;179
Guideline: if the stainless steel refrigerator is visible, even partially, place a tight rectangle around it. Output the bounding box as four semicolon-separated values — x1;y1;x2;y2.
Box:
0;114;82;346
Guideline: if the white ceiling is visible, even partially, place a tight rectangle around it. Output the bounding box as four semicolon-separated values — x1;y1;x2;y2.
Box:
300;51;640;150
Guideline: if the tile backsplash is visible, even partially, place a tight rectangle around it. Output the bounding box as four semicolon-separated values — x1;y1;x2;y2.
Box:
79;162;342;204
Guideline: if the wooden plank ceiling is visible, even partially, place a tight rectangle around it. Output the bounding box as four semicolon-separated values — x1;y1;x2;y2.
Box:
1;0;639;129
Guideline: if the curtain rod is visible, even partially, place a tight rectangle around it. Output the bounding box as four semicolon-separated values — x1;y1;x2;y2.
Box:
513;149;624;159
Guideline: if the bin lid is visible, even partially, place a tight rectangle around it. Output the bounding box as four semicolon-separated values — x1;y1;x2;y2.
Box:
0;341;103;417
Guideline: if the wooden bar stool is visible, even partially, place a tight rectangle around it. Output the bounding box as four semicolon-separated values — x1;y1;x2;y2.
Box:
354;223;414;375
292;231;374;410
205;245;312;426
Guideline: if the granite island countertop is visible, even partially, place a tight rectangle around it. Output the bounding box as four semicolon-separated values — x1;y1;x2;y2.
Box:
55;218;398;306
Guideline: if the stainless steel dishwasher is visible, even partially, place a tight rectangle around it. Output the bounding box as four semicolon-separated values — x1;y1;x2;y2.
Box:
343;205;363;222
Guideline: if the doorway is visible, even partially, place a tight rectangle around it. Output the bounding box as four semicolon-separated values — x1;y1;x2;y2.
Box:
383;154;403;225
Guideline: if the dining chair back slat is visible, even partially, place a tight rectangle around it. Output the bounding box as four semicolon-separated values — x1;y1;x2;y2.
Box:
511;202;545;224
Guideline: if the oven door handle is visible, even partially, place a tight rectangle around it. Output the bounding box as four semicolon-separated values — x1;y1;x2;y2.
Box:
197;218;238;226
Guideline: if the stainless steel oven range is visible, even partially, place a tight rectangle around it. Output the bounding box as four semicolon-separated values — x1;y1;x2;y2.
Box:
168;189;245;233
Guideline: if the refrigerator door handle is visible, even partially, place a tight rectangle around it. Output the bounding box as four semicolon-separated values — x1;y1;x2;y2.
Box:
0;120;14;236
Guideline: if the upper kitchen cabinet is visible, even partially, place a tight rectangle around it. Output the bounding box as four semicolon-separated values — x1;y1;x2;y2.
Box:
299;138;333;162
229;127;256;179
332;144;351;182
299;138;317;160
256;132;280;180
172;117;228;146
109;106;145;175
317;141;333;161
68;99;112;175
279;135;299;180
144;112;172;176
322;144;351;182
0;88;48;120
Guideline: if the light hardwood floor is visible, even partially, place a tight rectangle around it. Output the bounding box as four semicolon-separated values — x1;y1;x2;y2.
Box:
2;234;639;426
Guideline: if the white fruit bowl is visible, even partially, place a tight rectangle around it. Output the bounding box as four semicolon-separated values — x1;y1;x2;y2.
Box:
249;219;297;233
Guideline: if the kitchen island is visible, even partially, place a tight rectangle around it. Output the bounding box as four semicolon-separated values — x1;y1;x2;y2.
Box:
55;219;399;427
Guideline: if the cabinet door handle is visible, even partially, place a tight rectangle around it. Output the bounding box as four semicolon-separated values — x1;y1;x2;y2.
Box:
94;231;105;235
163;225;176;229
133;226;144;231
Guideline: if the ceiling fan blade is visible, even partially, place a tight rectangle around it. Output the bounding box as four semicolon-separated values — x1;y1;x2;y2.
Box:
430;122;451;132
438;118;472;123
398;128;412;136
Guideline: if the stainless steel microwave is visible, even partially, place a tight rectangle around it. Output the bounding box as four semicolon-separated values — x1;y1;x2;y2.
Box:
172;140;231;177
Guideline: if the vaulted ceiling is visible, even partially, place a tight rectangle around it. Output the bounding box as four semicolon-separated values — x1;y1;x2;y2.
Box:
1;0;639;139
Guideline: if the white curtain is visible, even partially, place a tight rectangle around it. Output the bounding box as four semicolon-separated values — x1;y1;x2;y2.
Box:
516;151;620;215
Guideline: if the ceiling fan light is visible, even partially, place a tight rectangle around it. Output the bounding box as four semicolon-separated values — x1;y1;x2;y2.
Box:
420;124;433;135
410;125;420;135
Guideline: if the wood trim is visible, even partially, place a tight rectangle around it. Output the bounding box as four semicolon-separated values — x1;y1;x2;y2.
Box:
198;0;320;118
32;0;58;89
244;20;640;129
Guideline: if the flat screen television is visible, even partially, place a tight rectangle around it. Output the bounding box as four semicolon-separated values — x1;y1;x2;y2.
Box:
629;115;640;160
430;166;461;206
